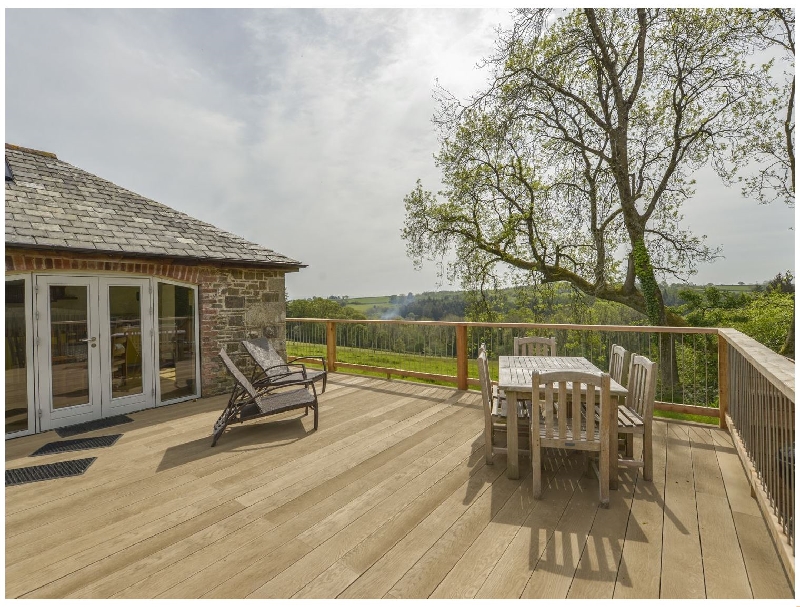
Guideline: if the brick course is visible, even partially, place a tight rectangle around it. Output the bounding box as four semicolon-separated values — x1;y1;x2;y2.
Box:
6;247;289;397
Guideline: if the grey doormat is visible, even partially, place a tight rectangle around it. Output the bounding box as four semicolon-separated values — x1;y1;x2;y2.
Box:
55;415;133;438
30;434;122;457
6;458;97;487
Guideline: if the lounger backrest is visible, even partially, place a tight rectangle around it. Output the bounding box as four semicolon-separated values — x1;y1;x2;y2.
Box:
219;349;258;398
243;338;290;378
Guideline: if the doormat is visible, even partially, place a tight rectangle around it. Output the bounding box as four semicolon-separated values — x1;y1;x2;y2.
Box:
6;458;97;487
30;434;122;457
55;415;134;438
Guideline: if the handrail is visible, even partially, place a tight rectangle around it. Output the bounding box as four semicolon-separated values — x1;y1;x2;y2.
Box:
289;317;718;333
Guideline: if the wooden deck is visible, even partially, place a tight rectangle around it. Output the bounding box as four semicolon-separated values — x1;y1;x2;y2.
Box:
5;374;793;599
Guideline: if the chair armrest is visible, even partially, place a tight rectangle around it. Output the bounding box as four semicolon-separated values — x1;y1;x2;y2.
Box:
288;355;327;372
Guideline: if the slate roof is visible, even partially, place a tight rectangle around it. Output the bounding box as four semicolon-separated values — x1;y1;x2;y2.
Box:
4;144;305;270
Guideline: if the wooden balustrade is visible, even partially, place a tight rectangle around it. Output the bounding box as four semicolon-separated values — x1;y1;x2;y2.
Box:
717;328;794;582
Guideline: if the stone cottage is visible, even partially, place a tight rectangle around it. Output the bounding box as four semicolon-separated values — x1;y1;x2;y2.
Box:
5;143;305;438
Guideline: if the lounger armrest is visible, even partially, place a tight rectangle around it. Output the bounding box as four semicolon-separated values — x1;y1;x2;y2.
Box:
256;376;316;395
287;355;327;372
259;362;306;378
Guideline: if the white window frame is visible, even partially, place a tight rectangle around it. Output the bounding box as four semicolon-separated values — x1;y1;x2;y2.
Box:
154;278;201;406
5;274;36;438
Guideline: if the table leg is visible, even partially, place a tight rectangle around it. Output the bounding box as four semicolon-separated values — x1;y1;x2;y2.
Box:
507;392;519;480
609;395;619;490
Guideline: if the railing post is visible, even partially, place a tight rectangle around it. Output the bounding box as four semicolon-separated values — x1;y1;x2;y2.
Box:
326;321;337;373
718;332;728;429
456;324;468;390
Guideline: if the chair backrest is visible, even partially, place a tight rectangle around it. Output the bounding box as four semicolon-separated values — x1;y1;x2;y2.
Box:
476;344;493;421
219;348;258;399
514;336;556;356
609;344;632;387
626;355;657;421
531;369;610;449
243;338;290;378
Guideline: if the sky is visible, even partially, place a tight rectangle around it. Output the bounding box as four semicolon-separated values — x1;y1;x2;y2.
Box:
4;8;795;300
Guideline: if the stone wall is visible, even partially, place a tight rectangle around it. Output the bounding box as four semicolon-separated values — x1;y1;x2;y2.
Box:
6;248;289;397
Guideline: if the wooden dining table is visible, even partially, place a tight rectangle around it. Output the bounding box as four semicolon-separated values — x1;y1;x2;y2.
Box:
497;356;628;488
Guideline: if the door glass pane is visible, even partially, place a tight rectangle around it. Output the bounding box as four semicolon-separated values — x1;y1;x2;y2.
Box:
6;280;28;433
158;283;197;402
50;285;90;409
109;286;144;399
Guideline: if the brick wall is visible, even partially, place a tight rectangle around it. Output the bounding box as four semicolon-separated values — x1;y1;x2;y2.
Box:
6;248;289;397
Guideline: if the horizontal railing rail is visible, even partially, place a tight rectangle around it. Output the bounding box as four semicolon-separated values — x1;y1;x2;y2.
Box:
287;318;719;412
718;328;794;581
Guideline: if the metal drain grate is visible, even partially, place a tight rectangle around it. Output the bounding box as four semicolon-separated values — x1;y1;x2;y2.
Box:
31;434;122;457
6;458;97;487
55;415;133;438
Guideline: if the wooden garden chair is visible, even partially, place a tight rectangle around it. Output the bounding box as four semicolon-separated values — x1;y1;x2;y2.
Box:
530;369;611;507
617;355;657;481
513;335;557;356
477;344;529;465
243;337;327;394
213;349;318;447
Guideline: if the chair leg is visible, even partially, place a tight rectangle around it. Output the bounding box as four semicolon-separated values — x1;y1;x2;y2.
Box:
599;446;609;508
313;402;318;430
531;430;542;499
643;422;653;481
211;405;235;447
321;375;327;394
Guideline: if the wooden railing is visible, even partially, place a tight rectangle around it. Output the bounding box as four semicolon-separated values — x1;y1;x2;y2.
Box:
718;328;795;579
287;319;720;416
287;317;795;580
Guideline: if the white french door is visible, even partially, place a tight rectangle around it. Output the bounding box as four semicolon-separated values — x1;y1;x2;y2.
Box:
35;276;156;431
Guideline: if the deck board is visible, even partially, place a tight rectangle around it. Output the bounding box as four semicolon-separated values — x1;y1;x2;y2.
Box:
5;374;792;599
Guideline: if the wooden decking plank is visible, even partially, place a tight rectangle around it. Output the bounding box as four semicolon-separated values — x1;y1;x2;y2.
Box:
709;427;792;598
428;466;536;599
474;454;585;598
696;492;752;598
520;467;603;599
112;412;482;598
163;424;485;599
359;461;525;598
323;461;507;599
239;437;488;599
730;511;793;598
613;418;667;599
688;425;752;598
566;470;637;598
659;424;704;598
19;498;245;599
5;383;391;526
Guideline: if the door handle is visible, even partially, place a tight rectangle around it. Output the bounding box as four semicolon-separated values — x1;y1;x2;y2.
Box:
79;337;97;343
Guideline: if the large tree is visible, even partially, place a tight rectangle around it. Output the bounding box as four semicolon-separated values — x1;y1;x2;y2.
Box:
727;8;795;207
404;8;775;332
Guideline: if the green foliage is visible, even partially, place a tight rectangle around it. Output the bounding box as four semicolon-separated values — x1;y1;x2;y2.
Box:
286;297;366;320
633;239;663;325
677;282;794;352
